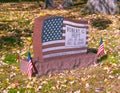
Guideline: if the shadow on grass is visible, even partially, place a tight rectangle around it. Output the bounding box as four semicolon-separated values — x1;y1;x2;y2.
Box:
74;0;88;6
90;18;112;30
87;48;108;63
97;54;108;63
0;1;40;12
0;28;32;51
87;48;97;54
0;33;23;50
0;23;11;31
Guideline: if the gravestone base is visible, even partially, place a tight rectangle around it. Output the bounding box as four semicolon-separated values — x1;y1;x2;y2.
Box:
20;52;97;77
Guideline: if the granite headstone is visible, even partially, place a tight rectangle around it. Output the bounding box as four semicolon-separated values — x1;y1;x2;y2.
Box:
20;16;97;77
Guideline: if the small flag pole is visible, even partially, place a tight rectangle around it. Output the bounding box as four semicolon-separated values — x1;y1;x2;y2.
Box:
97;37;105;58
27;51;34;78
27;37;34;78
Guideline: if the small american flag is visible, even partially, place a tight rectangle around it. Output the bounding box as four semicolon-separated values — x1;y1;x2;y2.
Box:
97;38;105;57
27;51;33;77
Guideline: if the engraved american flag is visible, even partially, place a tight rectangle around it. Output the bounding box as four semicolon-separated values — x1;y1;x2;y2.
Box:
41;16;88;59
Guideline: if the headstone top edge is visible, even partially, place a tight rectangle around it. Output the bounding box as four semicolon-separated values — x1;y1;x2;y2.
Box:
35;16;88;24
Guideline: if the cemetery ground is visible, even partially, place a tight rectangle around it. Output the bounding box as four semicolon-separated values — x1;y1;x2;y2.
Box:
0;1;120;93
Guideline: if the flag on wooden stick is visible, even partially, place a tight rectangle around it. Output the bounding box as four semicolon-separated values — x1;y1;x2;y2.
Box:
27;51;34;77
97;38;105;57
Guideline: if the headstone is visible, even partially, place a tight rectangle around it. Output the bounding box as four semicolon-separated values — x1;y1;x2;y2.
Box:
20;16;97;77
33;16;88;60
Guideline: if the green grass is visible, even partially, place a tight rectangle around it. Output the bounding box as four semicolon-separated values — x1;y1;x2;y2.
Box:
2;53;18;64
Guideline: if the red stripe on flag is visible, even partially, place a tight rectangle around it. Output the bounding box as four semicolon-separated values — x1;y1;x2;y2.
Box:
43;47;87;55
27;60;33;77
97;44;105;57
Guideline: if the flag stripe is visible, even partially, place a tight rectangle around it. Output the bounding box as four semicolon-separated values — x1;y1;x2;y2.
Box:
98;50;104;56
43;40;88;49
43;45;88;52
63;20;88;27
63;24;88;28
27;52;34;77
43;40;64;45
97;38;105;57
43;47;87;55
98;51;104;56
97;45;104;54
42;40;88;52
28;62;33;76
43;43;65;49
43;50;87;58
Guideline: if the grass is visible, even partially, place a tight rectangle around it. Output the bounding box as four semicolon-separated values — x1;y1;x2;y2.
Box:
0;0;120;93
